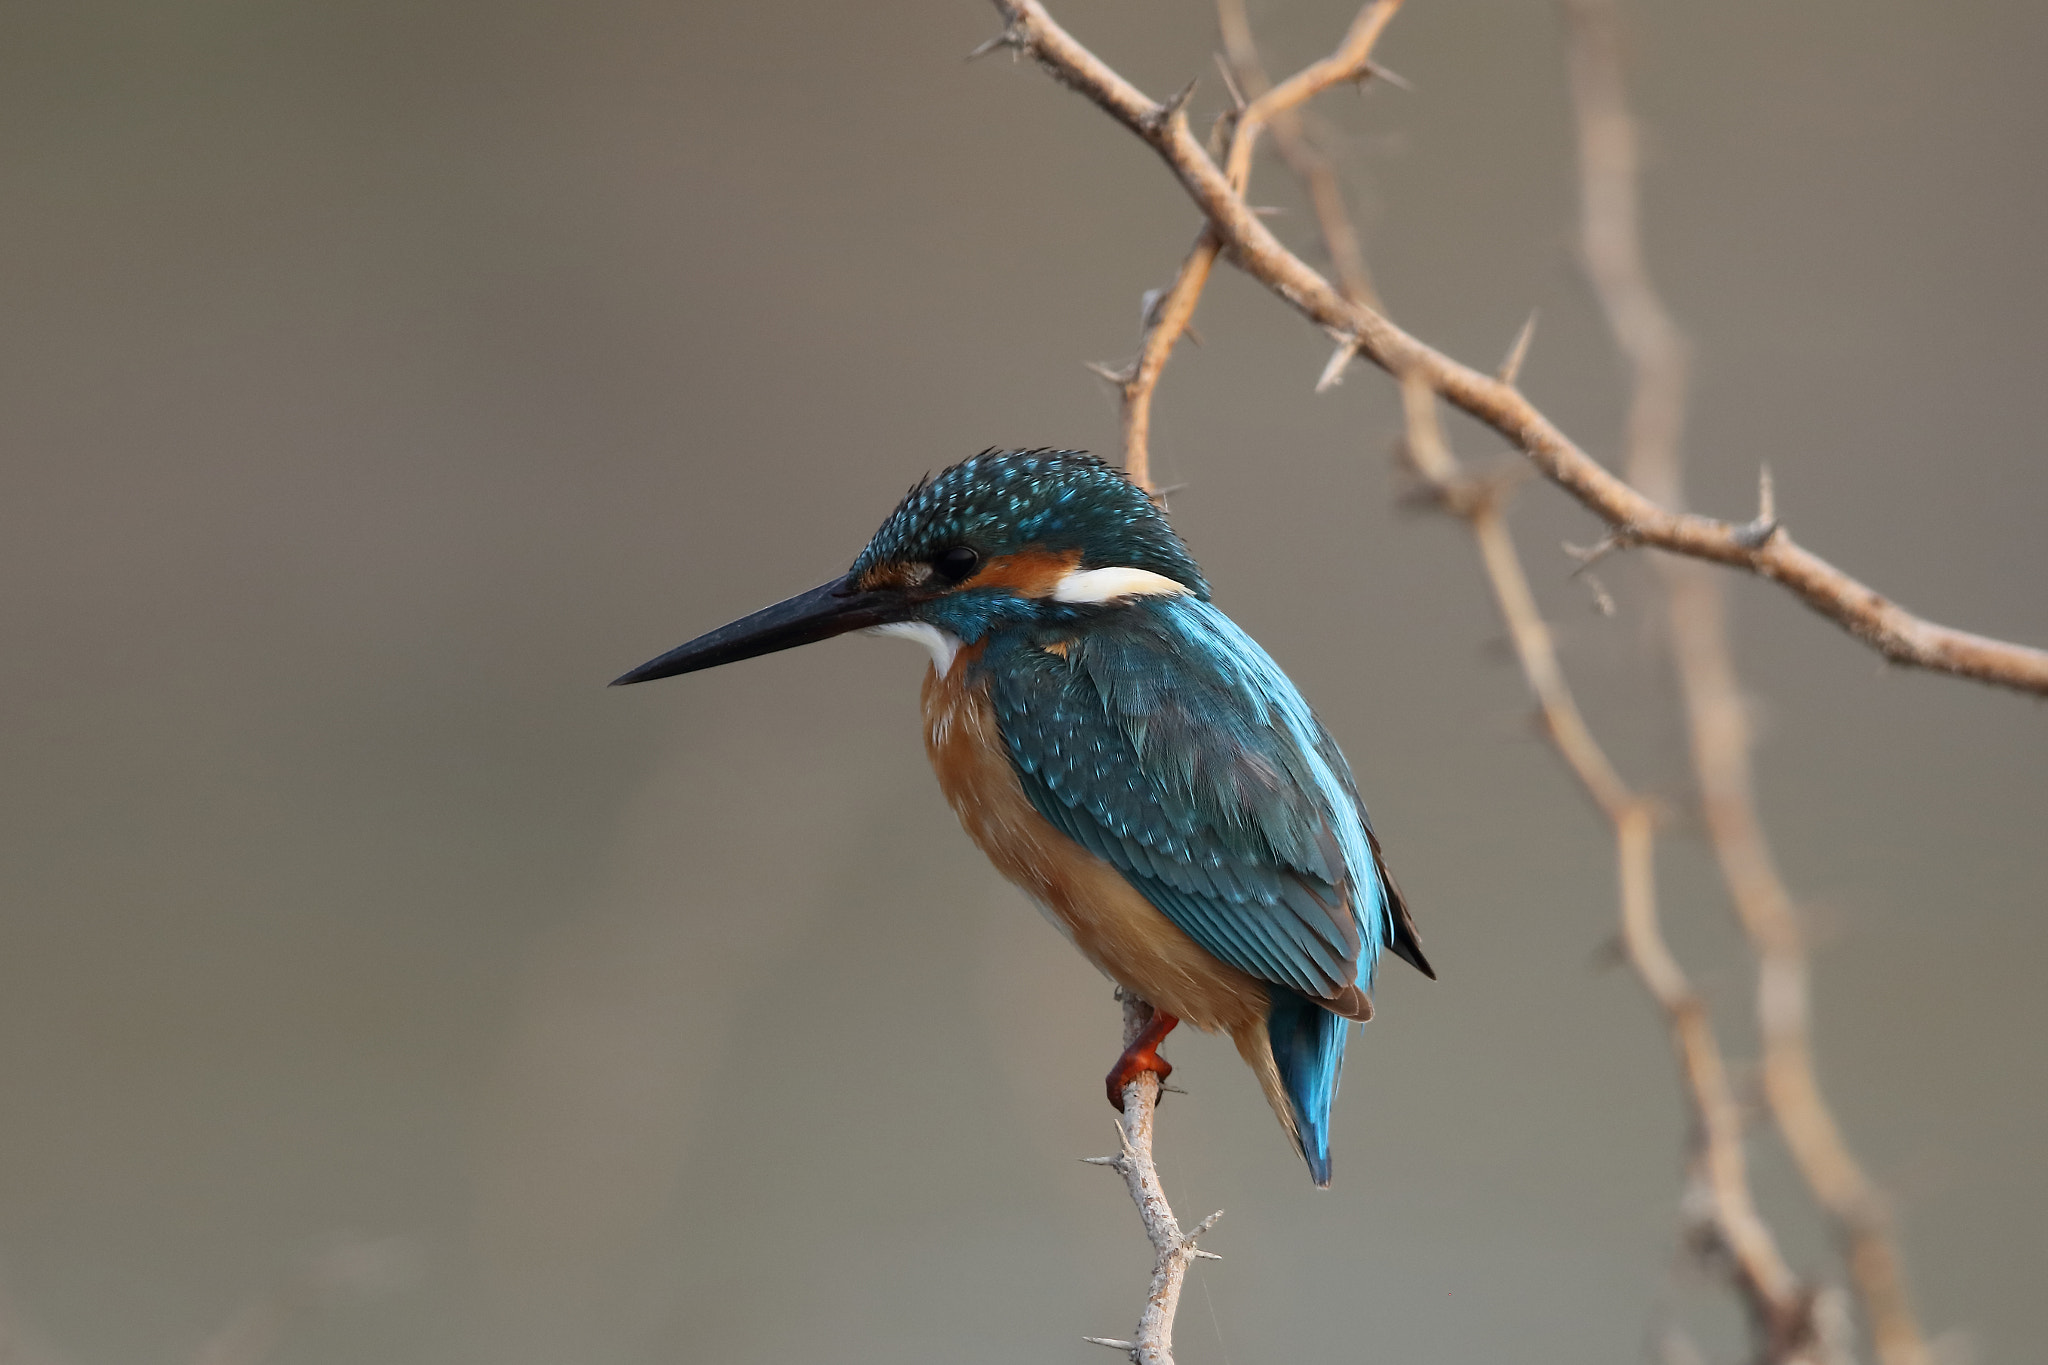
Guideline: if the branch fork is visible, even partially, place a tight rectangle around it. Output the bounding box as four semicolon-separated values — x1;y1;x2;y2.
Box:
986;0;2048;695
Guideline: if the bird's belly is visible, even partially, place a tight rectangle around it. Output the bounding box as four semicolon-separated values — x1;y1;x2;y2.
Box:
920;652;1268;1035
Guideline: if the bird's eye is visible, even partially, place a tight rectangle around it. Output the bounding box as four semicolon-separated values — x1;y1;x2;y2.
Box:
931;545;981;584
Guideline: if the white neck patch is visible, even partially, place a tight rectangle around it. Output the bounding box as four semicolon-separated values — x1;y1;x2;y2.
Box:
1051;566;1190;605
868;621;964;674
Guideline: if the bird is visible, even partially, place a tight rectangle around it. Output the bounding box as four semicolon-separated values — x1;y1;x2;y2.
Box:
613;449;1432;1185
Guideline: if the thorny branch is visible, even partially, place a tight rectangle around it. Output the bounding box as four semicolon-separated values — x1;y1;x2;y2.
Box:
1092;230;1216;496
1087;1;1402;492
1215;0;1381;313
981;0;2048;696
1080;992;1224;1365
1562;4;1931;1362
977;1;1957;1359
1217;0;1404;198
1401;379;1842;1365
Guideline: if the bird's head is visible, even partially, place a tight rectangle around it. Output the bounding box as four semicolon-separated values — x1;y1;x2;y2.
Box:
613;449;1207;685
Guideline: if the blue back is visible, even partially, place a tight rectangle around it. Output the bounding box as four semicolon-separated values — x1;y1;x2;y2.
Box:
979;596;1404;1182
986;597;1390;997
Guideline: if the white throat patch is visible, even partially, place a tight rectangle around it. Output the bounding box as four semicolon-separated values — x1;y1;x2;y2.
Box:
1051;566;1190;605
868;621;964;674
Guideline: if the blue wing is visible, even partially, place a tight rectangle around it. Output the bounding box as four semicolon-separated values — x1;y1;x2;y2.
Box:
986;596;1423;1010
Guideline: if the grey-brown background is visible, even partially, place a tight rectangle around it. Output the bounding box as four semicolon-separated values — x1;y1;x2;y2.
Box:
3;2;2043;1362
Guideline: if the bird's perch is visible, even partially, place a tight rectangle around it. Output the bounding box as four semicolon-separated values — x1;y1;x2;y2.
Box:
1081;991;1223;1365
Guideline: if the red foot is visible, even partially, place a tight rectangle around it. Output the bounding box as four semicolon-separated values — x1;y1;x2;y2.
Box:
1105;1009;1180;1110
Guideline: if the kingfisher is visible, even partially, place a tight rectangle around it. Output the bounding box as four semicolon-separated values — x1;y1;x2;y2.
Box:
614;449;1432;1185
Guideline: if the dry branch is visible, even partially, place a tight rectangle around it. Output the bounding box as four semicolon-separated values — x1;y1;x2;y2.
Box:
1218;0;1404;197
1077;412;1225;1364
1561;4;1931;1361
1096;230;1219;496
1401;378;1840;1365
982;0;2048;696
1081;992;1224;1365
1093;1;1404;492
981;4;1966;1358
1216;0;1381;312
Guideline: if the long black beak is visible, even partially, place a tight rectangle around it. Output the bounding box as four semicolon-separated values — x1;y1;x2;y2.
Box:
610;575;908;686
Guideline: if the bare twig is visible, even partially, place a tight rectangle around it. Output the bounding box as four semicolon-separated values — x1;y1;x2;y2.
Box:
1088;2;1406;490
1674;563;1926;1365
1102;229;1220;495
1082;992;1223;1365
1217;0;1394;318
1562;5;1931;1361
1220;1;1404;197
1401;378;1838;1365
1241;5;1881;1351
983;0;2048;695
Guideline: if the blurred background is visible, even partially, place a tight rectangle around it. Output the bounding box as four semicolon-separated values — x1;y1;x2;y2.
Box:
3;1;2044;1361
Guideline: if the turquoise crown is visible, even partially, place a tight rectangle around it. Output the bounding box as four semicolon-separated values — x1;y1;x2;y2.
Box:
850;449;1209;598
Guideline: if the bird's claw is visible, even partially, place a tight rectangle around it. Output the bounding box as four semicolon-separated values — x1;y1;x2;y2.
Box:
1104;1008;1180;1110
1105;1048;1173;1110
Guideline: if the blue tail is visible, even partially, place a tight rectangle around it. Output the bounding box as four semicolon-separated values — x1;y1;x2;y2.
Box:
1267;988;1350;1186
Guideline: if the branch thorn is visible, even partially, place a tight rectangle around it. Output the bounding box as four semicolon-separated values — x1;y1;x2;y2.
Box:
1085;359;1136;387
1359;58;1409;92
964;30;1017;62
1082;1337;1138;1353
1497;310;1539;387
1731;464;1779;550
1145;77;1200;133
1139;288;1201;346
1364;62;1415;93
1563;531;1635;574
1138;287;1165;329
1316;335;1361;392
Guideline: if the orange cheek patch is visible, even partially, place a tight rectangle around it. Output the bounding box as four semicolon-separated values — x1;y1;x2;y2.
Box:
968;546;1082;597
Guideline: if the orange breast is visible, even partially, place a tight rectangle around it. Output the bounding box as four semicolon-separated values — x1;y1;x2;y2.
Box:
920;646;1269;1036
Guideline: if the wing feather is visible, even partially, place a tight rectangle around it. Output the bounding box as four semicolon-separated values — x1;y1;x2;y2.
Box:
989;598;1410;1005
